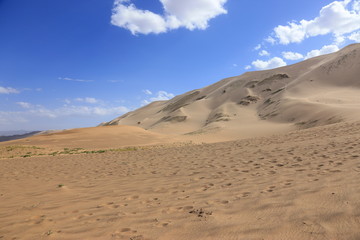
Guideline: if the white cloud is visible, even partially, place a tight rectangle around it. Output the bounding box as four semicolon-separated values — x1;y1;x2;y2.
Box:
11;99;129;118
252;57;287;70
54;105;129;117
265;36;276;45
150;91;175;101
272;0;360;44
0;103;130;129
353;0;360;11
143;89;153;95
273;22;306;45
334;34;347;45
0;101;130;130
282;51;304;60
142;90;175;105
92;106;129;116
16;102;32;109
0;86;19;94
58;77;94;83
244;65;252;70
111;3;168;35
259;50;270;56
305;44;339;59
348;31;360;42
0;111;28;125
9;105;128;119
111;0;228;35
75;97;99;104
254;44;261;50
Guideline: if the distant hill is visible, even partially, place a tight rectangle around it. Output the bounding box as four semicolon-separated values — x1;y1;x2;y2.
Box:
0;131;42;142
0;130;35;136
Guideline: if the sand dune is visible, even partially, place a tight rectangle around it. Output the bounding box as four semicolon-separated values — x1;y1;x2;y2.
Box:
1;121;360;239
102;43;360;137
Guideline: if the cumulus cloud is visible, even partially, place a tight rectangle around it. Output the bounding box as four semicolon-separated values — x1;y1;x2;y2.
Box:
111;3;167;34
272;0;360;44
348;31;360;42
265;36;276;45
142;90;175;105
0;86;19;94
353;0;360;11
75;97;99;104
259;50;270;56
305;44;340;59
111;0;228;35
244;65;252;70
254;44;262;50
252;57;287;70
282;51;304;60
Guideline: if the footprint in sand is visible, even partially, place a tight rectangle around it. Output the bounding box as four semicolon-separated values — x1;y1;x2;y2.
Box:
28;215;46;225
221;183;232;188
242;192;251;197
111;229;142;240
154;219;172;227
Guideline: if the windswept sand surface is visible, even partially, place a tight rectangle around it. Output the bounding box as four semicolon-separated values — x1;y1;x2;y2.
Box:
1;121;360;240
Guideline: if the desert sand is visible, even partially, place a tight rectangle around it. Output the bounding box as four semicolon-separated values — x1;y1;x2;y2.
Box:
1;121;360;239
1;44;360;239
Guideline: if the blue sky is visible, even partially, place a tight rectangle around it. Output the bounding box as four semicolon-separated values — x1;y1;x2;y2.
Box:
0;0;359;131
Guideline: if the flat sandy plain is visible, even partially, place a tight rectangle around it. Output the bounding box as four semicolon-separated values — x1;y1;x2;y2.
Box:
1;121;360;240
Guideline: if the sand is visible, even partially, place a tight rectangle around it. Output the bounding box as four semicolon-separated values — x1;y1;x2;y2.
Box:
1;121;360;240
